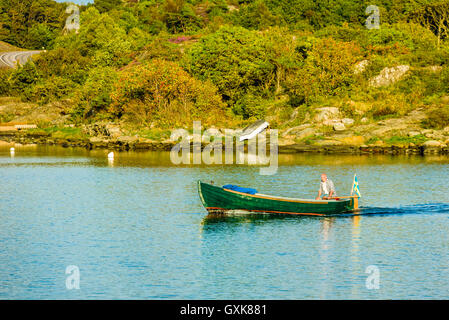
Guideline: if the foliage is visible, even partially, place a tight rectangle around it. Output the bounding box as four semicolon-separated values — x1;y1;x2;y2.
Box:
231;0;283;30
0;0;66;49
30;76;75;104
53;7;134;67
73;66;118;119
162;0;203;33
33;48;92;84
1;0;449;129
9;62;42;100
94;0;123;14
110;59;225;126
422;105;449;129
187;26;275;107
385;134;428;145
285;38;362;103
0;68;12;96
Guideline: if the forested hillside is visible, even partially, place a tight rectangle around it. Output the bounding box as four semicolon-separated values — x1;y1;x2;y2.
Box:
0;0;448;136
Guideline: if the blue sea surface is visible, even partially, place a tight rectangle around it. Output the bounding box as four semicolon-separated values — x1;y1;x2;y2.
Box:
0;146;448;299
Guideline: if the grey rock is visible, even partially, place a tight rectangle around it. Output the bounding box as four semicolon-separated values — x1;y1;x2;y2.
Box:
333;122;346;131
282;124;312;137
106;125;122;138
314;107;340;122
408;131;421;137
369;65;410;87
117;135;139;144
422;140;446;148
342;118;355;126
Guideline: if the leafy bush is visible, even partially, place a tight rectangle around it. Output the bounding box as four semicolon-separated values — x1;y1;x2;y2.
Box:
30;76;75;104
422;105;449;129
369;92;411;119
9;62;42;101
231;0;283;30
187;26;275;105
233;93;269;119
73;66;119;119
162;0;203;33
138;35;184;62
285;38;362;103
110;59;225;127
33;48;92;84
0;69;12;96
53;7;134;68
26;23;57;50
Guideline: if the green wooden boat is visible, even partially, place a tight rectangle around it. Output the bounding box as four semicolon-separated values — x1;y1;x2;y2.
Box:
198;181;359;216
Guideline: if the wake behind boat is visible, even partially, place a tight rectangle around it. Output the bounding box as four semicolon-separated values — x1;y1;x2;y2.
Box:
197;180;360;216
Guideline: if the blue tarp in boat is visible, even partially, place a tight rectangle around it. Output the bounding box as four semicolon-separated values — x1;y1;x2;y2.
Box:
222;184;258;195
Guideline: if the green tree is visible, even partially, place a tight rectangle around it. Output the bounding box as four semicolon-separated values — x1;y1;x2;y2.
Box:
285;38;362;103
26;23;56;49
0;0;66;48
162;0;203;33
232;0;283;30
33;47;92;84
73;66;118;119
111;59;225;126
94;0;122;13
9;61;41;100
54;7;133;67
187;26;275;106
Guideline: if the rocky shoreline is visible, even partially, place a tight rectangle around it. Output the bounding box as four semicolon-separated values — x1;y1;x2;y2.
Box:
1;130;448;155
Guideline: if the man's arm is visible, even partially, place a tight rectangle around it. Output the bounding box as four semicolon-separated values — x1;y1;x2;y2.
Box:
328;181;335;198
316;189;322;200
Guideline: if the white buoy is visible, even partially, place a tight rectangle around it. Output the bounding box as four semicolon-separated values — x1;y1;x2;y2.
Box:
107;151;114;167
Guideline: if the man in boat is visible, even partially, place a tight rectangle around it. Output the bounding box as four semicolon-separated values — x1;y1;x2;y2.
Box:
316;174;336;200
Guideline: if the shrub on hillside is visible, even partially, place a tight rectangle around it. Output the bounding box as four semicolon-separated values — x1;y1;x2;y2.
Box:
285;38;362;104
0;69;12;96
73;66;119;119
187;26;275;105
33;48;92;84
231;0;284;30
422;105;449;129
9;62;42;101
53;7;134;68
30;76;75;104
110;59;225;127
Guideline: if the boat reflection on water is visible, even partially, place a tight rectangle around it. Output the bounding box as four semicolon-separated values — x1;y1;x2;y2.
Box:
201;212;316;227
201;210;364;227
350;215;362;298
319;217;333;299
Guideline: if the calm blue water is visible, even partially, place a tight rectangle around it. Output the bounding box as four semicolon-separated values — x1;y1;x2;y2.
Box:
0;146;448;299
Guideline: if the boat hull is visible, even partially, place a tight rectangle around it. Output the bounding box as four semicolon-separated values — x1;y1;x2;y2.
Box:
197;181;357;216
